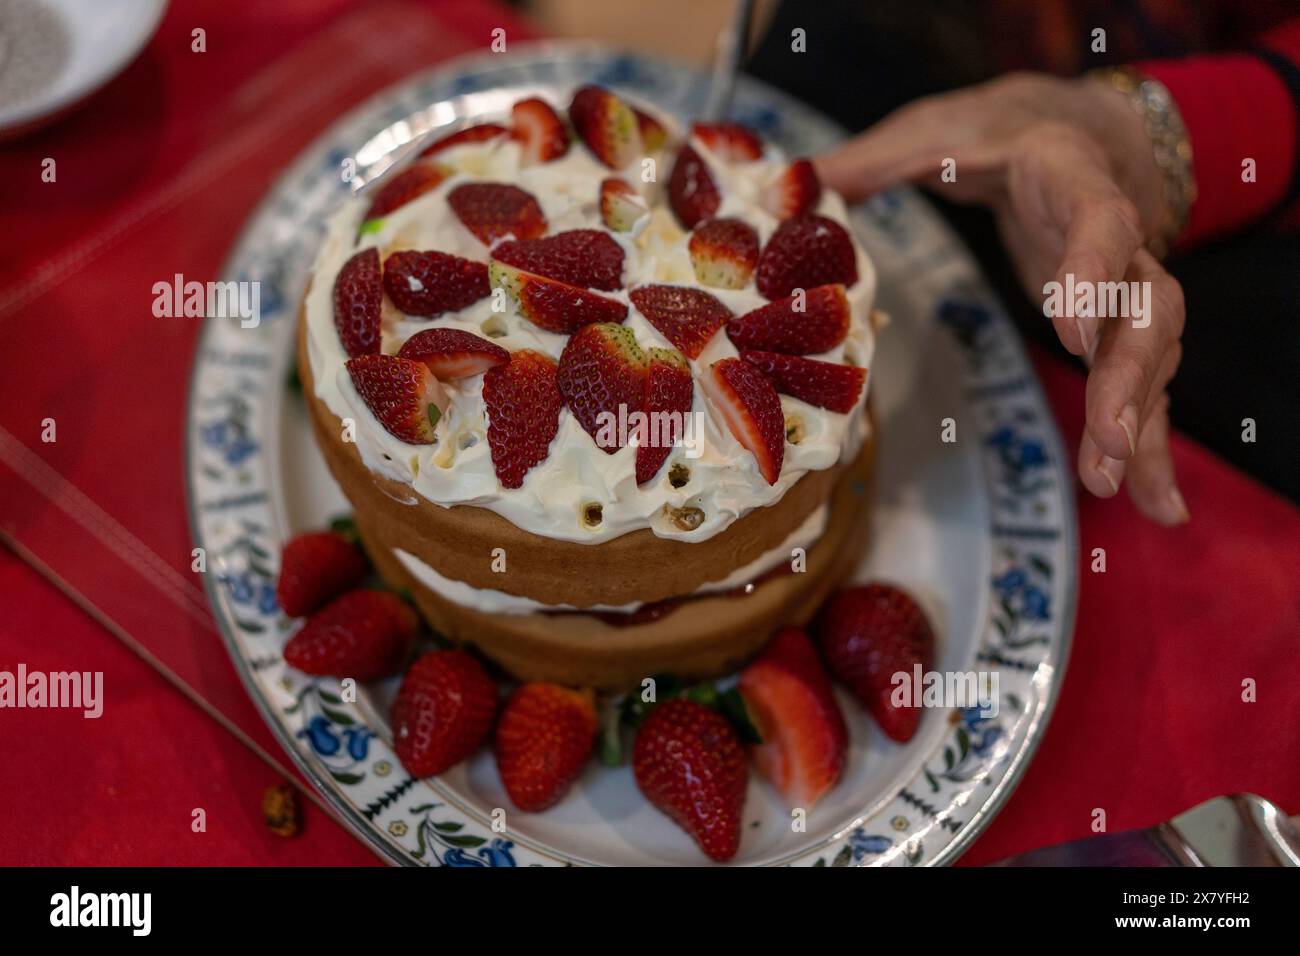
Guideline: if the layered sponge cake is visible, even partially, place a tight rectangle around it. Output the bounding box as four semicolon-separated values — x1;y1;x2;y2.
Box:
298;86;878;689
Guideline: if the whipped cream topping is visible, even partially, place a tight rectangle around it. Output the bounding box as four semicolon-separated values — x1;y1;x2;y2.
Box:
305;113;877;545
394;503;829;616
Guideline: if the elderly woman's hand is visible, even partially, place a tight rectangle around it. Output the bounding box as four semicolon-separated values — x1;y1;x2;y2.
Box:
817;73;1189;525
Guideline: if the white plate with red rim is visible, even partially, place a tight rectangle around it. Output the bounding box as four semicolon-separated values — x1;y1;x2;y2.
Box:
186;43;1077;866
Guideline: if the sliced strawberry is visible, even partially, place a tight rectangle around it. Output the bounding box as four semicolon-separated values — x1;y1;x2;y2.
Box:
756;214;858;299
397;328;509;379
418;123;508;158
761;159;822;220
569;84;642;169
692;121;763;161
489;261;627;334
364;162;452;221
700;357;785;484
447;182;547;245
557;323;647;453
636;348;694;485
815;584;937;743
738;627;848;808
726;284;850;355
283;590;416;681
381;250;489;317
634;108;668;153
495;683;597;812
689;217;759;289
332;248;382;358
492;229;624;291
632;698;748;862
599;177;648;232
628;284;731;359
346;354;447;445
511;97;569;165
667;144;720;229
482;349;564;488
392;649;498;778
741;350;866;413
276;531;369;618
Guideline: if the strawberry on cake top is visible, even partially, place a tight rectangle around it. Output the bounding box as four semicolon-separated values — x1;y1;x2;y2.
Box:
304;86;877;546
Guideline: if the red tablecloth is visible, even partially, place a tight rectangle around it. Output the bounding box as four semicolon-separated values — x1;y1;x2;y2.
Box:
1;0;1296;867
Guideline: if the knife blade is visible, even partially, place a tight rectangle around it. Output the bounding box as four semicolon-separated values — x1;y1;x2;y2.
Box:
993;793;1300;866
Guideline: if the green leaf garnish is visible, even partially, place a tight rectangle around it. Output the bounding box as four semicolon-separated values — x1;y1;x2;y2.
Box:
598;704;624;767
328;514;360;546
719;687;763;745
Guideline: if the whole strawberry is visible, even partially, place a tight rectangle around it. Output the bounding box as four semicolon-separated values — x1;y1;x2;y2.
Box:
495;683;597;811
276;530;369;617
815;584;936;743
283;590;415;681
632;698;748;862
392;650;498;778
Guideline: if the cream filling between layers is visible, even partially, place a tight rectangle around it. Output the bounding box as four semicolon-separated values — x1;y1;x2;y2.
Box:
305;118;877;546
395;503;829;616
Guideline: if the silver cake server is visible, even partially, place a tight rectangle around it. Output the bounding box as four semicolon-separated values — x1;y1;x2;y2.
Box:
994;793;1300;866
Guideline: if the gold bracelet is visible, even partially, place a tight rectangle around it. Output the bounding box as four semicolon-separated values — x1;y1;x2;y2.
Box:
1090;66;1197;259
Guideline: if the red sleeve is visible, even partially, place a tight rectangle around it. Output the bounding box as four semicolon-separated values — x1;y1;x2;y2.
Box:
1135;18;1300;247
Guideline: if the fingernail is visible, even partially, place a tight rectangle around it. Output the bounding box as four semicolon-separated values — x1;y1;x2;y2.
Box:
1117;403;1138;456
1074;316;1093;357
1097;455;1125;495
1167;486;1190;524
